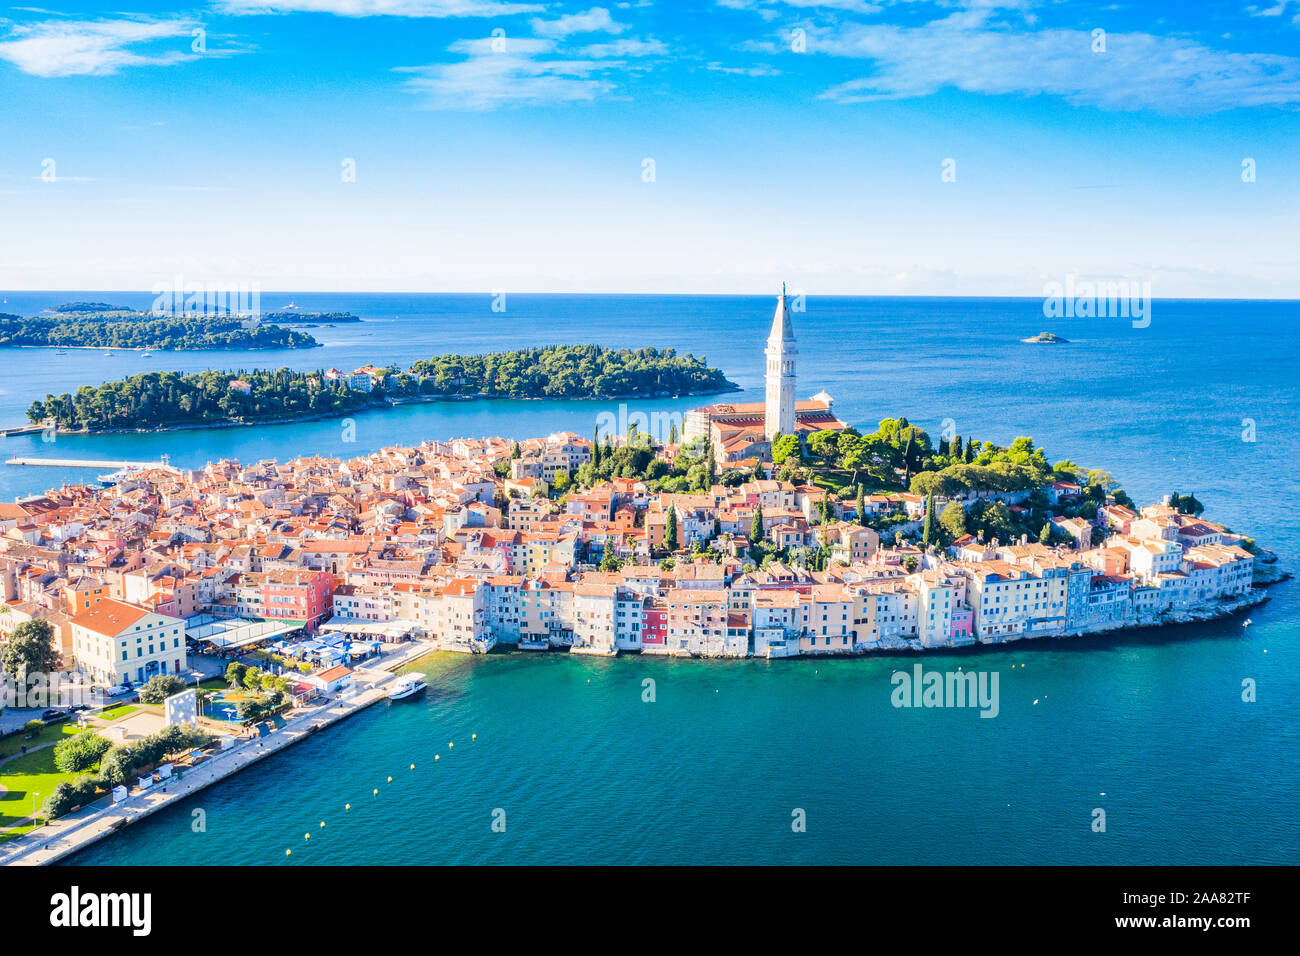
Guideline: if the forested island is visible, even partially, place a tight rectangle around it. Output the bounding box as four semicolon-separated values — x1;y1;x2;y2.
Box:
1;308;319;350
26;345;736;432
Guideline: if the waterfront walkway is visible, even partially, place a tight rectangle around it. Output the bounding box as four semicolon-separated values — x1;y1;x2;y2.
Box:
0;639;435;866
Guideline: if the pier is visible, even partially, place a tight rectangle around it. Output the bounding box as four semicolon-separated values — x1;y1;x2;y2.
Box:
4;456;170;470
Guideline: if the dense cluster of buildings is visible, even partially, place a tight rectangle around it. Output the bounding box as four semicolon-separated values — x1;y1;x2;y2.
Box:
0;429;1259;676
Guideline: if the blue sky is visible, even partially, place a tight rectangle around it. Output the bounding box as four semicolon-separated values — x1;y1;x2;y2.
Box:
0;0;1298;295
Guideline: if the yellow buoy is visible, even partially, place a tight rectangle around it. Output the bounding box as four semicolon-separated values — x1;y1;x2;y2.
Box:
410;763;415;770
286;849;292;856
320;821;326;828
345;803;351;810
373;788;379;795
435;754;440;761
387;776;393;783
449;742;453;748
304;833;310;841
471;734;477;740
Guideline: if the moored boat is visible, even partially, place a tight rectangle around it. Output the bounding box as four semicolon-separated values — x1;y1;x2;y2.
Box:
388;673;427;700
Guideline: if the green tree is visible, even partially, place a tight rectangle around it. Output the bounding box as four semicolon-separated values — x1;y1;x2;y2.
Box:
921;490;936;547
750;502;764;544
1;619;58;682
1038;521;1053;545
53;731;112;774
665;506;678;552
138;673;187;704
855;485;867;527
668;422;679;444
939;501;966;541
771;433;801;465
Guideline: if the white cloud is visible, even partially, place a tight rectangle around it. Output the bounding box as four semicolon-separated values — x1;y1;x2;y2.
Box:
399;38;618;108
806;13;1300;113
706;61;780;76
530;7;628;38
215;0;541;16
577;37;665;57
0;17;204;77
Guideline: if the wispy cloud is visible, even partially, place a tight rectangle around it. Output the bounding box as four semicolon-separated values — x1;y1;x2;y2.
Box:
795;12;1300;113
531;6;627;38
214;0;541;16
576;37;665;57
398;37;618;109
0;17;208;77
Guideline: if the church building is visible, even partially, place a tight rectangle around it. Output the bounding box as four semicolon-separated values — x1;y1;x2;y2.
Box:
683;287;848;465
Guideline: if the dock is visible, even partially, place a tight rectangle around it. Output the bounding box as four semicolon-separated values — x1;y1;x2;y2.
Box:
4;457;168;470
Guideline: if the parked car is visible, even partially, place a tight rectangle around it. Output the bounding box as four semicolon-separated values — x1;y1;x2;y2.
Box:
41;708;68;721
105;684;129;696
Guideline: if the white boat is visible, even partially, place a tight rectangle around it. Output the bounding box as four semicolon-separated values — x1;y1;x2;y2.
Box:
388;673;427;700
518;638;550;651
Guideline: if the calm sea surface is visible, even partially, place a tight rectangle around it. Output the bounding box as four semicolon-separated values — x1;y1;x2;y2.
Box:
1;292;1295;864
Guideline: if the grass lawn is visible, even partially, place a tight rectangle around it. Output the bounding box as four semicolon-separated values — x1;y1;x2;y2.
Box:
97;704;139;721
0;721;82;761
0;747;77;829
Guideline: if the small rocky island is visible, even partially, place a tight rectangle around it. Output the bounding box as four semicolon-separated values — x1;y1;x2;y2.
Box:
1021;331;1070;344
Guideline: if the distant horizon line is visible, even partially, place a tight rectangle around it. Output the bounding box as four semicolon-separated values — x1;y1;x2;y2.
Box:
2;290;1298;303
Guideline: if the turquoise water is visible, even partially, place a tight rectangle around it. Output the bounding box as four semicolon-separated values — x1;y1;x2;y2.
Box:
66;617;1300;865
0;292;1292;864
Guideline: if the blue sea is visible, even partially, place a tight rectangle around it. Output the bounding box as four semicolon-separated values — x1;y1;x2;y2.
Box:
1;292;1296;864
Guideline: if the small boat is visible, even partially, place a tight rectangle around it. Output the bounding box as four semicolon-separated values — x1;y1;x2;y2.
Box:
388;673;427;700
1243;618;1253;628
518;638;550;651
141;349;153;357
54;349;68;356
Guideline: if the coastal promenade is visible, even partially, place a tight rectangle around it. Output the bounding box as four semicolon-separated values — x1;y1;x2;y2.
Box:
0;639;436;867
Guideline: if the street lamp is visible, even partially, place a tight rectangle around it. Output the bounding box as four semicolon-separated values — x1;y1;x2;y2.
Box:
31;791;40;828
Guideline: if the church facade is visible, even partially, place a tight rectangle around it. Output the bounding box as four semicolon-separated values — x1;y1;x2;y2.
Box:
683;289;849;466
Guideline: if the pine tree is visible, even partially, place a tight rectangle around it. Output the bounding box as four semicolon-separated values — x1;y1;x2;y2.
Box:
1038;521;1053;545
751;502;764;544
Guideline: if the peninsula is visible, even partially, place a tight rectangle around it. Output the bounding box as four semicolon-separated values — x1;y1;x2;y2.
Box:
25;345;737;433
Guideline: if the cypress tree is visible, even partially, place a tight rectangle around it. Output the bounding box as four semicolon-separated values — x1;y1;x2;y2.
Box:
856;484;867;527
592;427;602;467
922;490;935;548
751;502;764;543
665;506;678;552
950;434;963;460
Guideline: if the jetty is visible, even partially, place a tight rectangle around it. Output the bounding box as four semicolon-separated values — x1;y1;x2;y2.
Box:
4;456;170;470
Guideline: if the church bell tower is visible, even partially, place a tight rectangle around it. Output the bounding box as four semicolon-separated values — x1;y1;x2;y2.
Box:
764;284;797;442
